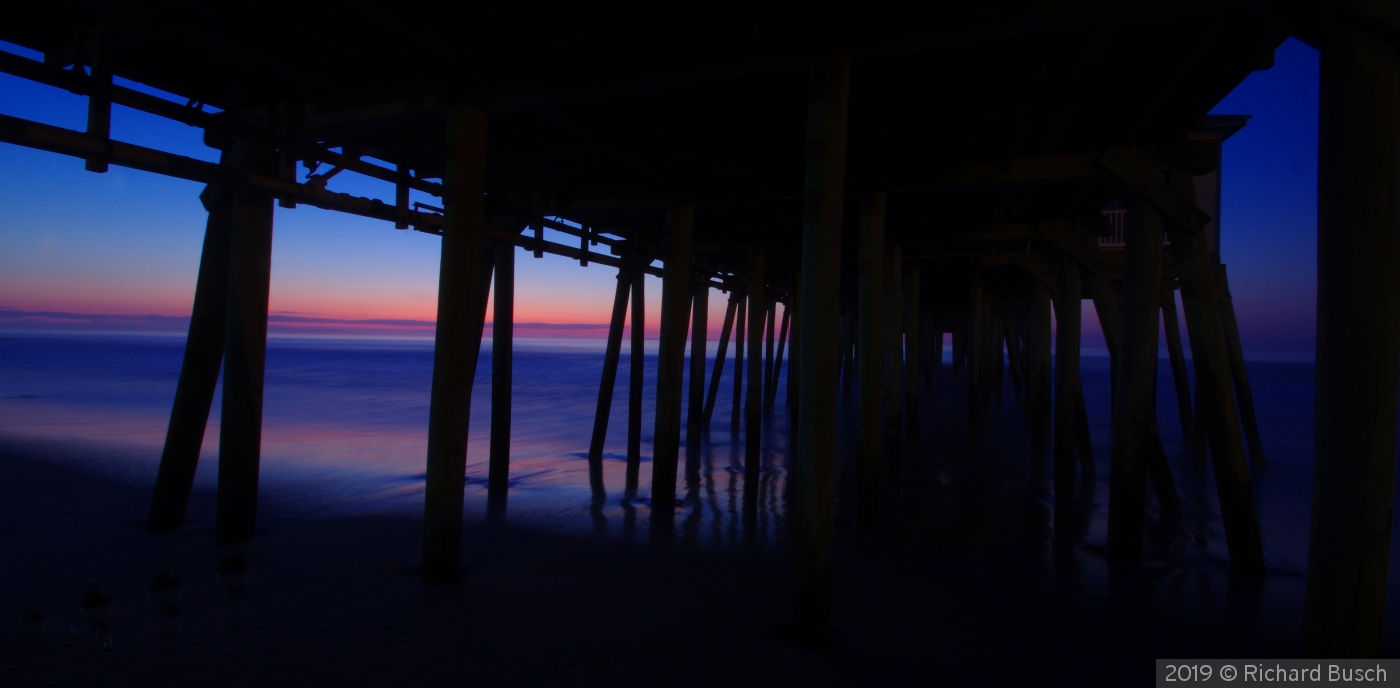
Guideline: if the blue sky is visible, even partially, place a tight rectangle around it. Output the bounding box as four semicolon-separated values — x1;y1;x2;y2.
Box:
0;38;1320;356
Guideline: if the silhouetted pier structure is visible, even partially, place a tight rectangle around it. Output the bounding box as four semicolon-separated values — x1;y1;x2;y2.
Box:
1;2;1395;657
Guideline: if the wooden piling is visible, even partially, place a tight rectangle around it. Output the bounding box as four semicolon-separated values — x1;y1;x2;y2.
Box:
1215;265;1265;467
1108;194;1165;563
991;304;1004;409
214;144;276;544
649;204;695;517
1164;170;1265;577
904;266;921;426
1053;258;1082;507
884;244;905;470
1005;314;1026;411
687;284;710;442
967;275;984;432
703;295;739;427
1028;280;1053;468
840;303;856;406
732;295;747;432
489;241;516;492
422;106;488;583
745;249;766;477
588;270;632;465
793;48;849;650
857;191;886;529
1161;288;1201;459
626;269;646;487
787;272;802;423
767;305;790;413
1304;16;1400;658
764;297;776;412
148;186;233;532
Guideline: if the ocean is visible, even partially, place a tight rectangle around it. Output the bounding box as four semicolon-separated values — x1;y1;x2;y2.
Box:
2;330;1398;649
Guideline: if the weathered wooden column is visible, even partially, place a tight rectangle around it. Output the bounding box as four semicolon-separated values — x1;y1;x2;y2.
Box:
626;269;646;487
990;304;1004;408
1052;258;1082;507
650;204;695;517
745;250;766;476
703;294;739;427
489;241;515;492
857;192;886;529
1305;15;1400;658
767;305;791;413
1215;265;1265;467
787;272;802;421
1161;288;1201;458
1005;315;1026;410
215;143;276;544
764;298;777;411
839;303;856;405
1028;279;1053;468
904;266;922;427
967;275;984;432
588;270;633;465
793;48;849;650
687;284;710;442
884;245;905;469
148;184;233;532
1107;195;1165;562
731;295;747;432
1165;169;1265;577
421;106;488;583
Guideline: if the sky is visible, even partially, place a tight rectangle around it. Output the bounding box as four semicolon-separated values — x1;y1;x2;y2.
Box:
0;38;1319;356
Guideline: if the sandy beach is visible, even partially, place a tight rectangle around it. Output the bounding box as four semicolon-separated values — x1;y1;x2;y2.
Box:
0;435;1308;687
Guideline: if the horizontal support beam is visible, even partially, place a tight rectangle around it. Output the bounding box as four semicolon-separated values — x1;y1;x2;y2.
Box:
0;112;670;275
0;50;446;198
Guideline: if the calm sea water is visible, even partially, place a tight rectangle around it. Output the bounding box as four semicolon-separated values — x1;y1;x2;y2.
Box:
3;330;1399;647
0;331;788;544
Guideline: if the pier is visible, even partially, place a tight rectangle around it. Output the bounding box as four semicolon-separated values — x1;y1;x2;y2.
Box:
2;1;1397;663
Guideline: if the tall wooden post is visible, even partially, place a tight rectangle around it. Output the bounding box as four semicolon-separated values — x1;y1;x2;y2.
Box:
857;192;886;529
649;204;695;517
1165;170;1265;577
489;241;515;492
1215;265;1265;467
904;266;922;428
148;184;233;532
422;106;488;583
793;48;849;650
1305;16;1400;658
884;245;905;471
1005;315;1026;410
687;284;710;442
787;272;802;422
967;275;984;432
991;305;1005;408
626;270;646;487
215;144;276;544
1161;288;1200;458
731;295;747;432
764;298;777;411
767;305;791;413
703;295;739;427
588;270;632;464
1053;259;1082;507
839;304;856;406
1108;195;1165;562
1029;280;1053;468
745;250;766;477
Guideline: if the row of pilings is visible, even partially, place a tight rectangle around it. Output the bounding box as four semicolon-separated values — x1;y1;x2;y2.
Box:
139;21;1400;657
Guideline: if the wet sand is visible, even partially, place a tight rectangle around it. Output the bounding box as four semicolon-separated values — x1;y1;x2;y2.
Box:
1;433;1307;688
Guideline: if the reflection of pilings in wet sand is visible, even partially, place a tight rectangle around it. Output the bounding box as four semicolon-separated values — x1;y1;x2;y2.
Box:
486;486;508;525
620;486;637;544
